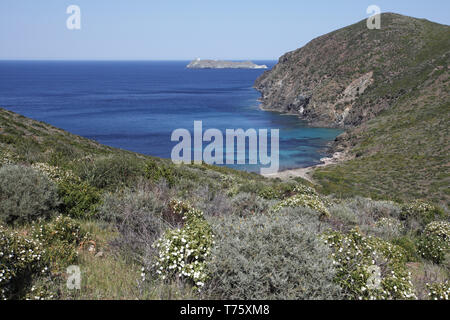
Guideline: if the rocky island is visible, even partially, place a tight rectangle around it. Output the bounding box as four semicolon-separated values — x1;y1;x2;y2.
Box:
187;58;267;69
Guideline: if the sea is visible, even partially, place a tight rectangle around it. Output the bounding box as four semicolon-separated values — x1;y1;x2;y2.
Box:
0;61;342;172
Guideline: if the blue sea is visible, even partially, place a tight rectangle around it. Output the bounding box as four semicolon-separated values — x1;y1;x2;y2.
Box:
0;61;342;172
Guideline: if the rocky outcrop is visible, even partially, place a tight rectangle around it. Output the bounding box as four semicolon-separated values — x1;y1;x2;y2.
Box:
187;59;267;69
254;13;447;128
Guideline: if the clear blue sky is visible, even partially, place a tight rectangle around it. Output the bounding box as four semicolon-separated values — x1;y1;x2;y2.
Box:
1;0;449;60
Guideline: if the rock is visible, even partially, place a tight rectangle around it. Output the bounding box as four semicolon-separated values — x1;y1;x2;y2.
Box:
187;59;267;69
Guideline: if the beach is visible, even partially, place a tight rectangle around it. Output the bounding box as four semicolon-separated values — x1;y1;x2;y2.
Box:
262;151;347;182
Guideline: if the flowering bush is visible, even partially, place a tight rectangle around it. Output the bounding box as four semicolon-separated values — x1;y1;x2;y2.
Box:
0;165;59;225
323;229;416;300
427;281;450;300
373;217;403;239
31;162;79;184
0;151;18;166
401;200;446;230
293;184;319;196
32;215;90;272
0;225;48;299
418;221;450;264
272;193;330;218
152;200;214;290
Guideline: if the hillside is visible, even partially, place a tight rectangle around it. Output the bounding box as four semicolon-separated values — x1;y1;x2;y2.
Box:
0;13;449;301
255;13;450;206
0;107;449;300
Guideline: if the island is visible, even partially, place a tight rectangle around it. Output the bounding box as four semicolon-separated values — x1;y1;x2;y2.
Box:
187;58;268;69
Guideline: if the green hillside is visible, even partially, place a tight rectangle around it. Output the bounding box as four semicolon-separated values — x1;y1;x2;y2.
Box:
255;13;450;207
0;13;449;301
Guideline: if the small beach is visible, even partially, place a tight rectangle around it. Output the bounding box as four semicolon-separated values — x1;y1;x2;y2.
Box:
262;151;347;182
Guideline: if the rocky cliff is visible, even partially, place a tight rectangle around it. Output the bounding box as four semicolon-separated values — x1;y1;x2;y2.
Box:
255;13;450;128
256;13;450;205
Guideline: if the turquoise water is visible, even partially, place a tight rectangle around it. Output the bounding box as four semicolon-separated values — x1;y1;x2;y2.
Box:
0;61;342;172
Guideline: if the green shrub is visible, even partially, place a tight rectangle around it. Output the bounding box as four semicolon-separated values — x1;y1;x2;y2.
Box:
152;200;213;290
272;193;330;218
418;221;450;264
31;215;90;272
427;281;450;300
205;212;341;299
0;225;48;299
144;159;177;187
58;180;102;219
258;182;299;200
401;200;446;231
391;236;420;262
323;229;416;300
76;155;144;190
0;165;59;225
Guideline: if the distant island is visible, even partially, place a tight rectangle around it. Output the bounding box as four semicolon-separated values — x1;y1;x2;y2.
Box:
187;58;268;69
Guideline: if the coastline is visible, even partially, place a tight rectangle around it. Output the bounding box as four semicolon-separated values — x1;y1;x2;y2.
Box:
262;151;347;182
255;101;347;182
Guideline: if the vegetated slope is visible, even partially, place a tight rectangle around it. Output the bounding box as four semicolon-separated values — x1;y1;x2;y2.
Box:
254;13;450;206
0;107;294;196
0;109;448;300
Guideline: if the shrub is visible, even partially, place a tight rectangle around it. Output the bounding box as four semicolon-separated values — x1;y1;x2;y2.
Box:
32;215;90;272
76;155;144;190
328;203;358;231
372;217;403;239
258;182;300;200
205;212;341;300
418;221;450;264
144;159;177;187
152;200;214;290
293;184;319;196
343;197;401;225
0;150;19;166
0;225;48;299
58;180;102;219
31;162;79;184
99;182;168;257
427;281;450;300
323;229;416;300
391;236;420;262
189;185;233;217
0;165;59;225
272;193;330;218
400;200;446;231
230;192;271;217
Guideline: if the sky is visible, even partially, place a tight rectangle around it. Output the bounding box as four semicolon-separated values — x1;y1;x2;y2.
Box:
0;0;449;60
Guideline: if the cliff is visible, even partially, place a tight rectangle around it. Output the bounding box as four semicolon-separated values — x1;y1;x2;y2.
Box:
255;13;449;128
255;13;450;205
